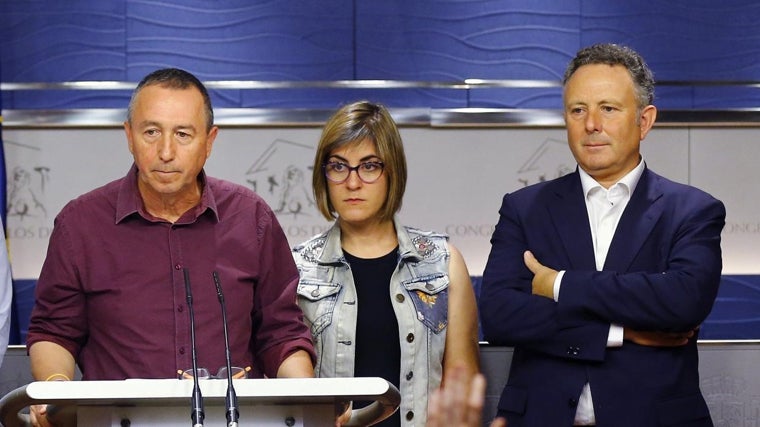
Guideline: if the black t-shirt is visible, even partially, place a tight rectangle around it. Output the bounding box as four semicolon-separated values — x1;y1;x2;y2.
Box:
344;247;401;427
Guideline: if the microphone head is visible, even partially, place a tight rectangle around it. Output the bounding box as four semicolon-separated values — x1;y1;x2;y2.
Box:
212;271;225;302
183;268;193;304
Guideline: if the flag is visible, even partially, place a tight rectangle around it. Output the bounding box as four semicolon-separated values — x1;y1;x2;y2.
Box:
0;113;7;222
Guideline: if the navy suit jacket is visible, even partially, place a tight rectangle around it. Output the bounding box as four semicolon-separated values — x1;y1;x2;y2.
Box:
480;167;725;427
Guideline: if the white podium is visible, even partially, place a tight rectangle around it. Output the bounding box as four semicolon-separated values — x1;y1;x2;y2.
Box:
0;377;400;427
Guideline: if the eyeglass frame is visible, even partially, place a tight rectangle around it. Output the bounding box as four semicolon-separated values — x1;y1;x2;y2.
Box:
177;366;251;380
322;160;385;184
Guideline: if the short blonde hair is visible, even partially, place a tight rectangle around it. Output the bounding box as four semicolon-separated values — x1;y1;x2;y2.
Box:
312;101;407;222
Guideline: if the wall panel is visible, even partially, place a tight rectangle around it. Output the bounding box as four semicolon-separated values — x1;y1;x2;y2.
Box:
3;124;757;340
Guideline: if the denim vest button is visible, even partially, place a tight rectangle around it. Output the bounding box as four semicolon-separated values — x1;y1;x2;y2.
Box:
406;371;413;380
425;282;434;290
406;333;415;343
405;411;414;421
311;289;320;297
395;293;405;303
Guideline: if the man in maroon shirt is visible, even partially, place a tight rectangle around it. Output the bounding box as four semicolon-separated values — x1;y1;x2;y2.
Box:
26;68;315;426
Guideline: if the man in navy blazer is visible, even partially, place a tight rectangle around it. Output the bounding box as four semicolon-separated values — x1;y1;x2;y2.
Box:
480;44;725;426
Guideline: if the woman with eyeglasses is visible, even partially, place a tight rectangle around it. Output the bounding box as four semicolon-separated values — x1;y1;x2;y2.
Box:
292;100;480;427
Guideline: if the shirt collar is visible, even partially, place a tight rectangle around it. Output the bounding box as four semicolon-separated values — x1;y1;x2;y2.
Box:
115;163;219;224
579;157;645;199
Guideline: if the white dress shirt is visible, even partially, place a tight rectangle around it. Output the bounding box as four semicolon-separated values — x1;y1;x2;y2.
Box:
553;160;645;425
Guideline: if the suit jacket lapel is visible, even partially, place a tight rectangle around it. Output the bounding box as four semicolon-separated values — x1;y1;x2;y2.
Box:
604;168;664;272
547;172;597;270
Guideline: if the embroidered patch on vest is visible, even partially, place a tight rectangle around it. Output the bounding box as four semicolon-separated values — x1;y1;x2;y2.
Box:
412;235;438;258
410;289;448;333
300;237;327;263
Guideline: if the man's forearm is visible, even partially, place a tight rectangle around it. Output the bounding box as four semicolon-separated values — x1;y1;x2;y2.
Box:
276;349;314;378
29;341;76;381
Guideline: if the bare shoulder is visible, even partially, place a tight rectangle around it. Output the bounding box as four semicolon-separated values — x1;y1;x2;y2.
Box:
447;243;473;290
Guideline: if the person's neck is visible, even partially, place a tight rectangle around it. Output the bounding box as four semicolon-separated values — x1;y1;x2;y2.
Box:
139;183;201;224
339;218;398;258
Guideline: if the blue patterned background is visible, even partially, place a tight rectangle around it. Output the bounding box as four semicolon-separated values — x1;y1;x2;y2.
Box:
2;1;760;341
3;1;760;109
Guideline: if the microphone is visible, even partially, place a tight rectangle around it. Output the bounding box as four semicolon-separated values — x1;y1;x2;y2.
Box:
213;271;240;427
183;268;205;427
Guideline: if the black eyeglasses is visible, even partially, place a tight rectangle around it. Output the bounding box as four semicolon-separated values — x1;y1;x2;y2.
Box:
323;161;385;184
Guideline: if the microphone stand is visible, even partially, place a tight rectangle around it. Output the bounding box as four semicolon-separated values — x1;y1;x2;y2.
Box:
213;271;240;427
183;268;205;427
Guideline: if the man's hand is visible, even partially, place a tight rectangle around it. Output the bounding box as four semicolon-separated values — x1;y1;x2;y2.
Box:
30;404;53;427
523;251;558;299
334;403;351;427
624;328;697;347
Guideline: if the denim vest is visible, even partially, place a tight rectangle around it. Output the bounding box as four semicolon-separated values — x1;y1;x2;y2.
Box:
293;219;450;426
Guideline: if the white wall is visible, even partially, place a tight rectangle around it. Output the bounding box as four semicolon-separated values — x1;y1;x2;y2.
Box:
3;126;757;279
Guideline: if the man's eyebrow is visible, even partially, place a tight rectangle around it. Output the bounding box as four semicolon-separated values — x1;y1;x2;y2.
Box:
173;124;197;133
134;121;197;132
137;120;160;128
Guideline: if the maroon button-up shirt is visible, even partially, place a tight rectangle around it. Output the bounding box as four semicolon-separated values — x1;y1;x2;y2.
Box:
27;165;315;380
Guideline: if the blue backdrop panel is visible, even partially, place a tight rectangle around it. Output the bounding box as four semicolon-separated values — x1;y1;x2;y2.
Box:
471;275;760;341
0;2;126;81
240;88;468;108
4;1;760;109
692;86;760;109
356;0;580;81
15;275;760;343
11;279;34;345
124;1;354;82
3;90;133;110
699;275;760;340
579;0;760;80
468;87;562;109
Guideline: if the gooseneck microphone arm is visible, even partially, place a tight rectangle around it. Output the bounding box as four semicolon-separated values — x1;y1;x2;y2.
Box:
183;268;205;427
212;271;240;427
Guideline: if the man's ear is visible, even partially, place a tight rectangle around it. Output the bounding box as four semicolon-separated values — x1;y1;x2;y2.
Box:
124;121;135;154
639;105;657;140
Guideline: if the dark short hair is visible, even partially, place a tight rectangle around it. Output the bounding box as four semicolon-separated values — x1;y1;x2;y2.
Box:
126;68;214;131
312;101;407;222
563;43;655;108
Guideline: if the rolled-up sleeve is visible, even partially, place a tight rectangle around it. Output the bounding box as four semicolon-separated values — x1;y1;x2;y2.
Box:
26;208;88;359
251;209;315;377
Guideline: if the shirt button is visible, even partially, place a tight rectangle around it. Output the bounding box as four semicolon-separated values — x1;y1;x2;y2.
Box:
177;305;184;312
405;411;414;421
179;347;185;355
406;333;414;343
174;264;182;270
395;294;405;303
567;346;580;356
406;371;413;380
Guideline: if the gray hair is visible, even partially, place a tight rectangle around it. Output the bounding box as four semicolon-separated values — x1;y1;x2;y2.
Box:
126;68;214;131
563;43;655;109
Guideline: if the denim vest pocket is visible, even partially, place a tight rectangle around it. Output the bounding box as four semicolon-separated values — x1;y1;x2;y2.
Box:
402;274;449;333
296;280;341;336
